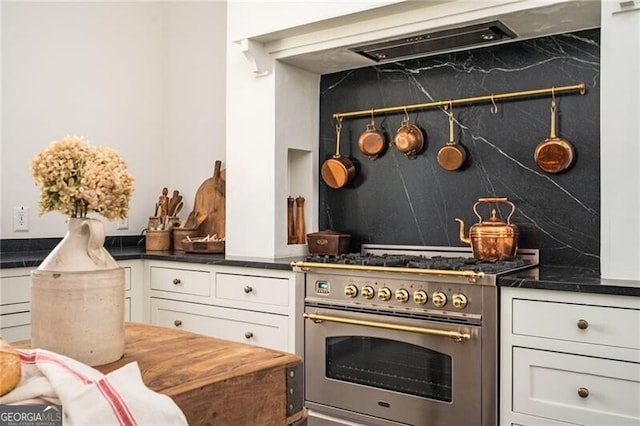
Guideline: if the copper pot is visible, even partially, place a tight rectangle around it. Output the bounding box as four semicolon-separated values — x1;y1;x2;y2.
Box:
358;115;386;160
437;106;467;171
534;97;575;174
321;120;355;189
455;197;519;261
393;114;424;160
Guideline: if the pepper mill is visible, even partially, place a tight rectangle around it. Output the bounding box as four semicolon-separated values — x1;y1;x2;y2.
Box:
295;196;306;244
287;196;296;244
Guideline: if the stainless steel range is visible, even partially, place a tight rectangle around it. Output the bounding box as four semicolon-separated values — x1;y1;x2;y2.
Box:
292;245;538;426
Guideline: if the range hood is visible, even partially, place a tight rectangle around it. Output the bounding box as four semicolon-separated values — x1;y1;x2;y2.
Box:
350;21;517;63
249;1;601;75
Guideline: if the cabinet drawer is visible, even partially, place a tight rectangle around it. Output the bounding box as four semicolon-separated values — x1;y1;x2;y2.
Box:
0;275;31;305
512;298;640;350
215;273;289;307
150;298;289;352
123;266;131;291
513;347;640;424
1;311;31;343
150;266;210;297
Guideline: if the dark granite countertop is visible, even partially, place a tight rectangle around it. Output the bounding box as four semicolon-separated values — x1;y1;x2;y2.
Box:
3;239;639;297
499;265;640;297
0;243;302;272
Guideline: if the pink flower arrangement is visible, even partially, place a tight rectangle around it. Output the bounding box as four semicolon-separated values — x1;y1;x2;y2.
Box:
31;136;134;220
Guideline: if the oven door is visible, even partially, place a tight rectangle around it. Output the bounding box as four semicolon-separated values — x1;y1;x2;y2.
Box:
304;306;482;426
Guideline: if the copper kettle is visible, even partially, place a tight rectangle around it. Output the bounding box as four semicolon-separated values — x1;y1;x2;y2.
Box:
455;197;519;261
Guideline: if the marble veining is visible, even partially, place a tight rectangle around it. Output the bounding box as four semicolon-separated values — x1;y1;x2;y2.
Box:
319;29;601;268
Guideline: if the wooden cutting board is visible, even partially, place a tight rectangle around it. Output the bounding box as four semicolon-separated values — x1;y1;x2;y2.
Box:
193;160;225;240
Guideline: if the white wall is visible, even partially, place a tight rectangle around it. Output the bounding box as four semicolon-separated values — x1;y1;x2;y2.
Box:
161;2;227;219
600;1;640;280
0;1;226;239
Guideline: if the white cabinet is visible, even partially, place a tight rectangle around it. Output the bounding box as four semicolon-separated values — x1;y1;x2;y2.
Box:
501;288;640;426
0;261;142;342
151;298;289;350
118;260;143;322
146;260;303;354
0;268;32;342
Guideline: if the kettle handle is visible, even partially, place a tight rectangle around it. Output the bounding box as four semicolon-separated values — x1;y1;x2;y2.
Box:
473;197;516;224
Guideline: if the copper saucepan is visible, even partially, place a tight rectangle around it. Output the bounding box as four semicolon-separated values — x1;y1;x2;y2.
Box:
358;111;386;160
437;104;467;171
393;111;424;160
321;119;356;189
534;96;575;174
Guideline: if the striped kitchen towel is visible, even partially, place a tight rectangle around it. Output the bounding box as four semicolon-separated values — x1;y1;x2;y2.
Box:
0;348;187;426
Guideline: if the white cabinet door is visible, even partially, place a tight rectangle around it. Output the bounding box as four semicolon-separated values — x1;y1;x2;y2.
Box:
513;347;640;425
150;298;289;352
149;266;211;297
512;298;640;350
1;269;31;342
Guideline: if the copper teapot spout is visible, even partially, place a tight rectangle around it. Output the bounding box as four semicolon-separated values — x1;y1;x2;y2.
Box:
455;218;471;246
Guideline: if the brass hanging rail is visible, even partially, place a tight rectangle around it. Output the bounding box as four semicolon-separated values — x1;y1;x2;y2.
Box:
332;82;586;120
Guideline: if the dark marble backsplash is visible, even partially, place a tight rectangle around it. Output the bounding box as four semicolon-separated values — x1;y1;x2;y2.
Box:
318;29;600;269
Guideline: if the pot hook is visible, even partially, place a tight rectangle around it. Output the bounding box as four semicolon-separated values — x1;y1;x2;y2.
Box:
402;106;410;127
490;95;498;114
334;117;343;157
550;88;557;139
448;101;455;140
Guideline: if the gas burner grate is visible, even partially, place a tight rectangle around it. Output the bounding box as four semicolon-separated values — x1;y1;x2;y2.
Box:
304;253;530;274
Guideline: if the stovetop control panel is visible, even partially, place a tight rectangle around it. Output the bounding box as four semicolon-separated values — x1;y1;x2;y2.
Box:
306;271;486;319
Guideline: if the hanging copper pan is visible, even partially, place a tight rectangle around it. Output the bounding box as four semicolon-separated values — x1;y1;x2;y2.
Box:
437;103;467;171
393;110;424;160
358;111;386;160
321;119;356;189
534;95;575;174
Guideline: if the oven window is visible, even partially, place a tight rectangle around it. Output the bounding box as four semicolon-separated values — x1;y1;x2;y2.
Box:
326;336;452;402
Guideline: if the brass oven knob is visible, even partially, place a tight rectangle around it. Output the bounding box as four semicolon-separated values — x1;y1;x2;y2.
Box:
413;290;428;305
345;284;358;298
378;287;392;302
395;289;409;303
361;285;375;299
452;293;468;309
432;291;447;308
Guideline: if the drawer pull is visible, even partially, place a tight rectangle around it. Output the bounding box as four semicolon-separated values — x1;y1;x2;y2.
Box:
174;320;183;327
577;387;589;398
172;278;182;285
243;286;253;294
244;331;254;339
577;319;589;330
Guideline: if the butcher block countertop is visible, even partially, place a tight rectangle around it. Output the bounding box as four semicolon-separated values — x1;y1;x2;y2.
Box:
19;322;306;426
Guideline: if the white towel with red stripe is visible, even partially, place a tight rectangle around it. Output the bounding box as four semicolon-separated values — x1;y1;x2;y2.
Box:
0;349;188;426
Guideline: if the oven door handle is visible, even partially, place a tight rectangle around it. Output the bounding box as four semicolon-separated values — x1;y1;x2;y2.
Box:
303;312;471;342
